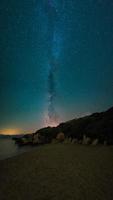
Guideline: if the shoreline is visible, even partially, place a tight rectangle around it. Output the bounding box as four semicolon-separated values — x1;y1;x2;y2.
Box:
0;138;39;161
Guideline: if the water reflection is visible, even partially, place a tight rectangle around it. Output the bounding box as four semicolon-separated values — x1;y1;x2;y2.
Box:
0;138;35;160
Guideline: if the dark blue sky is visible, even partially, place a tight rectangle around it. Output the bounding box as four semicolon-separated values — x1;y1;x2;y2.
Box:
0;0;113;133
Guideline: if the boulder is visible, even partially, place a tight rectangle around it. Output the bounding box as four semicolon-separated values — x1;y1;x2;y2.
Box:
56;132;65;143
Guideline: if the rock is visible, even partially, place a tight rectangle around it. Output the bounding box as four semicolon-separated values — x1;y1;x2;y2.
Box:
82;135;91;145
33;133;40;144
14;134;33;146
56;132;65;143
92;139;98;145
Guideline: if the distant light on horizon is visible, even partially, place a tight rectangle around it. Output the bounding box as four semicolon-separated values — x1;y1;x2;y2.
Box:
0;128;21;135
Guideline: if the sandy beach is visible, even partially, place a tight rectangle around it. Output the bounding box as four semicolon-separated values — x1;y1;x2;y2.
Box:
0;144;113;200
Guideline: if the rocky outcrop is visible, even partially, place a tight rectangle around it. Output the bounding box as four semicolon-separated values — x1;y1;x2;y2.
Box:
14;106;113;146
14;134;33;146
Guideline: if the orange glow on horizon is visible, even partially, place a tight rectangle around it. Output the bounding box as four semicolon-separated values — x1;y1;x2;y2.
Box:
0;128;21;135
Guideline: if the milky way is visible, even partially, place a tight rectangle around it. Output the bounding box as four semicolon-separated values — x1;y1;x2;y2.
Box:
44;0;64;126
0;0;113;131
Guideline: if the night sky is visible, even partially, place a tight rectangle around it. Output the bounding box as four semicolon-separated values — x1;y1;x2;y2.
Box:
0;0;113;134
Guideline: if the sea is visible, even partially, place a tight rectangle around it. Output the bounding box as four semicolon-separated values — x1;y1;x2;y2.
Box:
0;136;36;160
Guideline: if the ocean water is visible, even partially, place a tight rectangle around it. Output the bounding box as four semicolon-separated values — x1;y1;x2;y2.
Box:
0;138;35;160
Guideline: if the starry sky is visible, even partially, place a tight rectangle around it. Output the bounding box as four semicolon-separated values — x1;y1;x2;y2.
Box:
0;0;113;134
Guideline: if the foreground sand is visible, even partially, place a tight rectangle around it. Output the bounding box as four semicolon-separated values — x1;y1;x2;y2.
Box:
0;144;113;200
